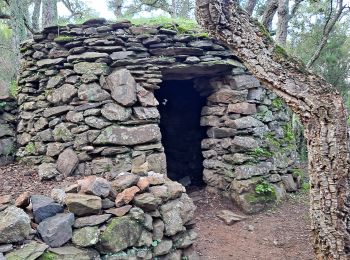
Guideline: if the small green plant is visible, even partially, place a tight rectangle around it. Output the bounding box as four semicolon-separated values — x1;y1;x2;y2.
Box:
255;181;275;195
10;80;18;98
271;97;283;109
25;142;36;154
301;182;310;192
151;239;161;247
0;101;6;110
283;123;295;143
292;168;305;179
249;147;273;158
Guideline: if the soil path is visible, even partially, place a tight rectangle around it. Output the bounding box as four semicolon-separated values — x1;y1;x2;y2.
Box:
191;189;314;260
0;164;314;260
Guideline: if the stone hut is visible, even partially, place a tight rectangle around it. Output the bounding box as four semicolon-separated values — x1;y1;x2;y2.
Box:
13;18;300;213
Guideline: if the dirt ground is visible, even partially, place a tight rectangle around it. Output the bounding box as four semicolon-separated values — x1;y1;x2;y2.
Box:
190;189;314;260
0;163;314;260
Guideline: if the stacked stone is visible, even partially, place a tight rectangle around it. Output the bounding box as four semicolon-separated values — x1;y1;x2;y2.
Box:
17;18;300;214
0;172;198;259
199;75;300;213
0;80;16;166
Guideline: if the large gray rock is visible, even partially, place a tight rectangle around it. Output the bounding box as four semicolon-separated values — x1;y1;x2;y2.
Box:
232;136;259;150
78;176;111;197
72;226;100;247
74;214;112;228
153;239;173;256
235;162;273;180
98;216;142;253
94;124;161;145
38;163;59;180
5;242;48;260
47;84;77;104
37;58;65;67
57;148;79;177
0;206;31;243
73;62;108;75
230;116;264;129
101;103;132;121
84;116;111;129
133;193;161;211
31;195;64;223
37;213;75;248
65;193;102;216
68;52;109;62
105;69;137;106
111;173;140;192
133;107;160;120
160;194;195;236
43;105;74;118
78;83;110;102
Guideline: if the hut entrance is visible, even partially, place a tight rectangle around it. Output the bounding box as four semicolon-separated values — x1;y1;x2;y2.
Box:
155;80;207;186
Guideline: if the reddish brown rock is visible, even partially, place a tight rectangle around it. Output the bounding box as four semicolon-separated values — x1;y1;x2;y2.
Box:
115;186;140;207
15;192;30;208
137;177;150;191
105;205;132;217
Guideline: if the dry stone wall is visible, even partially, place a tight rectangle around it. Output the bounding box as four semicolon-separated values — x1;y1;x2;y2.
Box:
16;18;301;213
0;173;198;259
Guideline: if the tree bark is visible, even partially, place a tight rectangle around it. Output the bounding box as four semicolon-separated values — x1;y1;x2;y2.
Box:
32;0;41;31
245;0;257;16
9;0;27;75
42;0;57;28
261;0;278;30
276;0;289;45
196;0;350;259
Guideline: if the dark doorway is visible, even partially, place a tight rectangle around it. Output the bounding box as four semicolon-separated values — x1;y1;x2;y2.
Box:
155;80;207;186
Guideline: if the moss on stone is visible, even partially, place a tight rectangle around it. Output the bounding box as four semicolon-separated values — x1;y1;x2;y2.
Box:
271;97;283;109
248;147;273;158
38;252;57;260
25;142;36;154
54;35;75;43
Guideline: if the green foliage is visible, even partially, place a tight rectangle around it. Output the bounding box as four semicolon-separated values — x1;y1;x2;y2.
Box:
25;142;35;154
271;97;283;109
255;181;276;196
38;252;57;260
54;35;75;43
0;101;6;110
126;16;203;34
301;182;310;192
283;123;295;143
292;168;306;179
249;147;273;158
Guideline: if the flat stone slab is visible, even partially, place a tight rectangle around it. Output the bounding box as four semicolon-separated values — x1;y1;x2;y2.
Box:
94;124;161;146
216;210;247;225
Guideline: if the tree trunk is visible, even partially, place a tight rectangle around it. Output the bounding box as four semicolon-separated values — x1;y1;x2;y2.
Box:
110;0;123;17
261;0;278;30
276;0;289;45
32;0;41;31
245;0;257;16
9;0;27;75
195;0;350;259
42;0;57;28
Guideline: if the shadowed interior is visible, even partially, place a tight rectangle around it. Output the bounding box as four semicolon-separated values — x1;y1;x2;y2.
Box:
155;80;207;186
